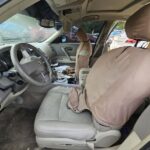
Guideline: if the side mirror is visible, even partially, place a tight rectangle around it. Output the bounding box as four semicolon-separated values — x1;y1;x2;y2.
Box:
61;35;67;43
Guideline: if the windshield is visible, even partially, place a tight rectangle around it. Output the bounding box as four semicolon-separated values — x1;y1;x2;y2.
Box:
0;14;56;45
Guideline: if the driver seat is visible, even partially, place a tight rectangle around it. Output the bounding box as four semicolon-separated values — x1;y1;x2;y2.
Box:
34;4;150;150
34;86;120;149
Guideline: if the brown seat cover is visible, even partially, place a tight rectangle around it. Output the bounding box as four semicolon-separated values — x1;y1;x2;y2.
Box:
75;28;92;78
69;4;150;129
85;47;150;128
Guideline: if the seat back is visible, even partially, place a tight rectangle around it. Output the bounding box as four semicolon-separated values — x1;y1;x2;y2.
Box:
69;4;150;129
82;4;150;129
75;28;92;78
85;46;150;129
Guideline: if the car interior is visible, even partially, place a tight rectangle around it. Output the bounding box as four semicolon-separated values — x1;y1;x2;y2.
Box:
0;0;150;150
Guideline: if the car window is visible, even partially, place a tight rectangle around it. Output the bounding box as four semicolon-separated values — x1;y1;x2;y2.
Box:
106;21;149;51
53;21;105;44
0;13;56;45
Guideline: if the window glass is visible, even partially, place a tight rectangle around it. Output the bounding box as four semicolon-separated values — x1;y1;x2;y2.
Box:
0;14;56;45
107;21;135;51
107;21;149;51
53;21;105;44
0;0;9;6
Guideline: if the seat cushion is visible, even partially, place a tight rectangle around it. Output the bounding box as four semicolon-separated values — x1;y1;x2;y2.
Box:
34;86;96;141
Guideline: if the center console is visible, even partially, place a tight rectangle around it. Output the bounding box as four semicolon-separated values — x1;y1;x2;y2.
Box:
52;64;76;84
52;63;90;88
0;71;27;110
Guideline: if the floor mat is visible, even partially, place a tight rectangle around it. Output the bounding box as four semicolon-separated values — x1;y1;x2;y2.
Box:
0;105;38;150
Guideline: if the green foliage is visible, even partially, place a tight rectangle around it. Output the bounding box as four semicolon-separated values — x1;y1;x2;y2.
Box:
81;21;102;33
80;21;125;34
115;22;125;30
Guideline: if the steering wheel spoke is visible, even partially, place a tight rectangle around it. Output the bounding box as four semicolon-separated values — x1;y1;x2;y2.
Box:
21;49;31;58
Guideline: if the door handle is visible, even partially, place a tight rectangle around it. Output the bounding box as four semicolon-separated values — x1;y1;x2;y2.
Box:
64;47;73;51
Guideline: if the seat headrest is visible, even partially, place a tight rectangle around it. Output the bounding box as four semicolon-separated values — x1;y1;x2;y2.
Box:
125;4;150;41
77;28;89;42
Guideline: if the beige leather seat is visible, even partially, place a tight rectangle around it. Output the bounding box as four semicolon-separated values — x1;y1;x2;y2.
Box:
35;86;150;150
35;86;120;149
35;4;150;150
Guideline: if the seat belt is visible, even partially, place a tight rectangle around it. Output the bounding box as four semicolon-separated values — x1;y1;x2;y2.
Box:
90;22;112;67
117;131;141;150
133;135;150;150
117;132;150;150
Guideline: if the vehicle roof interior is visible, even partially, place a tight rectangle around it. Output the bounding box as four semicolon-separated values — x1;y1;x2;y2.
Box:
53;0;150;22
0;0;150;29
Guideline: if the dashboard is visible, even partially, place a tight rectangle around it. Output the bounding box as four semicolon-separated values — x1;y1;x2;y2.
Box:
0;49;13;72
0;43;51;110
0;46;27;110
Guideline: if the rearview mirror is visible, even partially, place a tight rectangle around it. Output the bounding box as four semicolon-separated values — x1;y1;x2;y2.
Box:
40;19;55;28
39;19;63;30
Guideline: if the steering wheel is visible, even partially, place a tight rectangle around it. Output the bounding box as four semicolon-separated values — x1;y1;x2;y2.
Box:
10;43;52;86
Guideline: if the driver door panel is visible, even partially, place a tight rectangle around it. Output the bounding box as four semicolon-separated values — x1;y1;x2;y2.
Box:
51;43;79;65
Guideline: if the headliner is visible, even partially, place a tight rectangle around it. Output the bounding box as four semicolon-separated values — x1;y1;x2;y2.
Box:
53;0;150;21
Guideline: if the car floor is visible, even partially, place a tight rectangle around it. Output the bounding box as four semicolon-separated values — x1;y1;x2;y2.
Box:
0;104;39;150
0;98;147;150
0;103;139;150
